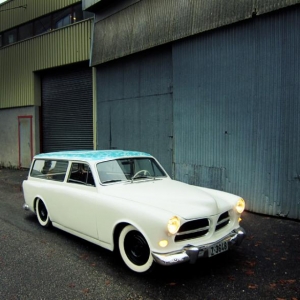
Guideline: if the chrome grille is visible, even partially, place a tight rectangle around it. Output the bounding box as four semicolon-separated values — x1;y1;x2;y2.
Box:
175;218;209;242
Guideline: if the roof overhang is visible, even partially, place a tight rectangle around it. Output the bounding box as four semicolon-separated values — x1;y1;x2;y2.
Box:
90;0;300;66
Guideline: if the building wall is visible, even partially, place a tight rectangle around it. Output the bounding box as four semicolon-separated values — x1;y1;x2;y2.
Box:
96;46;173;175
0;0;81;30
0;106;38;168
0;0;93;167
94;7;300;219
173;7;300;220
90;0;300;66
0;19;92;109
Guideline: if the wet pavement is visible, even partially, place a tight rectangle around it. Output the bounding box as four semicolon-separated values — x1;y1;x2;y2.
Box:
0;167;299;299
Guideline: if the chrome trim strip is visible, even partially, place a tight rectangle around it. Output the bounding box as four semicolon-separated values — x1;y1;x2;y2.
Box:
217;217;230;225
176;226;210;235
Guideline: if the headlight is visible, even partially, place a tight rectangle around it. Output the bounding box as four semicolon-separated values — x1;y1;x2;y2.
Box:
167;216;180;235
236;198;245;214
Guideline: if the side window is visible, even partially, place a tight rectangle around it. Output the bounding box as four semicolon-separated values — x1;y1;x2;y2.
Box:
3;28;17;45
18;22;33;41
97;160;128;182
30;160;68;182
68;163;95;186
53;7;72;29
34;15;52;35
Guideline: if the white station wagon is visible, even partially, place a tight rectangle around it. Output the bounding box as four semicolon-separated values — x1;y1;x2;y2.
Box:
23;150;246;273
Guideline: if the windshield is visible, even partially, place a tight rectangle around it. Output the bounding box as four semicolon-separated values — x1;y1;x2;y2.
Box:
96;157;167;184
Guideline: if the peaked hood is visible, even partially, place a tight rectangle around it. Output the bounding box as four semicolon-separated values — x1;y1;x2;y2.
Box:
101;179;223;219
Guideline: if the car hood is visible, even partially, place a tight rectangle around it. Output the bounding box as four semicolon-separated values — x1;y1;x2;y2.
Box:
101;179;230;219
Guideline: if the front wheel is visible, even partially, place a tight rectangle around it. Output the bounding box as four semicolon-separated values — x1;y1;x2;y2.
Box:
36;198;51;227
118;225;154;273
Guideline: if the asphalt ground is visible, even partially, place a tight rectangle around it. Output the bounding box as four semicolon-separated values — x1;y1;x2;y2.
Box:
0;168;299;300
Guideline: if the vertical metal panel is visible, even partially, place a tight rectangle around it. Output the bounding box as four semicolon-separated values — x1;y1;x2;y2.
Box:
0;0;81;30
279;8;300;218
96;45;173;174
0;19;92;109
90;0;300;66
173;7;300;219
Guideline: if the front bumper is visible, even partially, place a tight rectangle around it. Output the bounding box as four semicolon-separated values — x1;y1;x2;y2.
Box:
152;227;246;266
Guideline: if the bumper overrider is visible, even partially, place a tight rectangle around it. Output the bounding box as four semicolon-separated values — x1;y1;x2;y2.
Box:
23;203;29;211
152;227;246;266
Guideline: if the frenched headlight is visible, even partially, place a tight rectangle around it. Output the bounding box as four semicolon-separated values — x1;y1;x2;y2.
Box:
167;216;180;235
236;198;245;214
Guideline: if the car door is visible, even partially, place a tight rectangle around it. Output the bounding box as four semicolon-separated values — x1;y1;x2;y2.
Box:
54;162;99;239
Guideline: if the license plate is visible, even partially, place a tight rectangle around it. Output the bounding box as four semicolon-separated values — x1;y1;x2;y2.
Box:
208;241;228;257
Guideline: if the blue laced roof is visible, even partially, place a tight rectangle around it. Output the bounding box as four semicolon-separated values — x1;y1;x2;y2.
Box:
34;150;152;162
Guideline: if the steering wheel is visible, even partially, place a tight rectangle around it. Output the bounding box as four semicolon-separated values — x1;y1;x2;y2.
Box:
132;170;151;180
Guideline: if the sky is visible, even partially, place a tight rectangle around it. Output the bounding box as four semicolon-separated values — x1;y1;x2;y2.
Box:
0;0;7;3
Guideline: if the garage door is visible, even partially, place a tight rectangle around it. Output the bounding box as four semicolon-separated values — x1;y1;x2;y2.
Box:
41;64;93;152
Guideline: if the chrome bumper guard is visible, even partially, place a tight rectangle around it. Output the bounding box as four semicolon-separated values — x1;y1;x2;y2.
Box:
23;203;29;211
152;227;246;266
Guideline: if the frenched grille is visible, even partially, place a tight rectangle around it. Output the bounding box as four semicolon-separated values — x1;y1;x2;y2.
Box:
174;211;231;242
175;218;209;242
216;211;230;231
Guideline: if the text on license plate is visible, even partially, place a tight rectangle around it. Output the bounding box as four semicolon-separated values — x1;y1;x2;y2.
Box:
208;241;228;257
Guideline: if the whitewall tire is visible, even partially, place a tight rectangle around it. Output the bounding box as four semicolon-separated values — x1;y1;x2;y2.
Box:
118;225;154;273
36;198;51;227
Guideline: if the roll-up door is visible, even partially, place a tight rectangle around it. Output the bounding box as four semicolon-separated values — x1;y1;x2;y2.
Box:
41;64;93;152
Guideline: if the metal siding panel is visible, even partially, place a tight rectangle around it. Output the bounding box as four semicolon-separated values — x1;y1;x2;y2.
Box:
91;0;253;65
0;0;81;30
90;0;300;65
279;8;300;219
0;20;92;109
255;0;300;15
96;45;172;102
96;46;173;174
97;94;173;175
173;8;300;219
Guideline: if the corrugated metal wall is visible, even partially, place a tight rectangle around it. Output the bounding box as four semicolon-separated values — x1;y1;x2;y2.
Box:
0;0;81;30
91;0;300;66
173;7;300;219
0;19;92;109
96;45;173;174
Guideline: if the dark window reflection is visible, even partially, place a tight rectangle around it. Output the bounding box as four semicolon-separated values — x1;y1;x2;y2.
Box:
19;22;33;40
3;28;17;45
53;7;72;29
34;15;52;35
73;3;83;23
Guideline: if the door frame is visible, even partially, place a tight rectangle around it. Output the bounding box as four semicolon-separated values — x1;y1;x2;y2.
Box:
18;115;33;168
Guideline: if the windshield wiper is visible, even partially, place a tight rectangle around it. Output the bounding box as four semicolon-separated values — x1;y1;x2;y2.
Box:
102;179;123;184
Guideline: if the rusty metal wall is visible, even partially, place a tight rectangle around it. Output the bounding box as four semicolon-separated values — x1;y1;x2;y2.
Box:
172;7;300;219
0;19;92;109
90;0;300;66
0;0;81;31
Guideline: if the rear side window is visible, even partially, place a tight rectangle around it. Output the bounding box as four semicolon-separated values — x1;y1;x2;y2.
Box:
30;159;68;182
68;162;95;186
